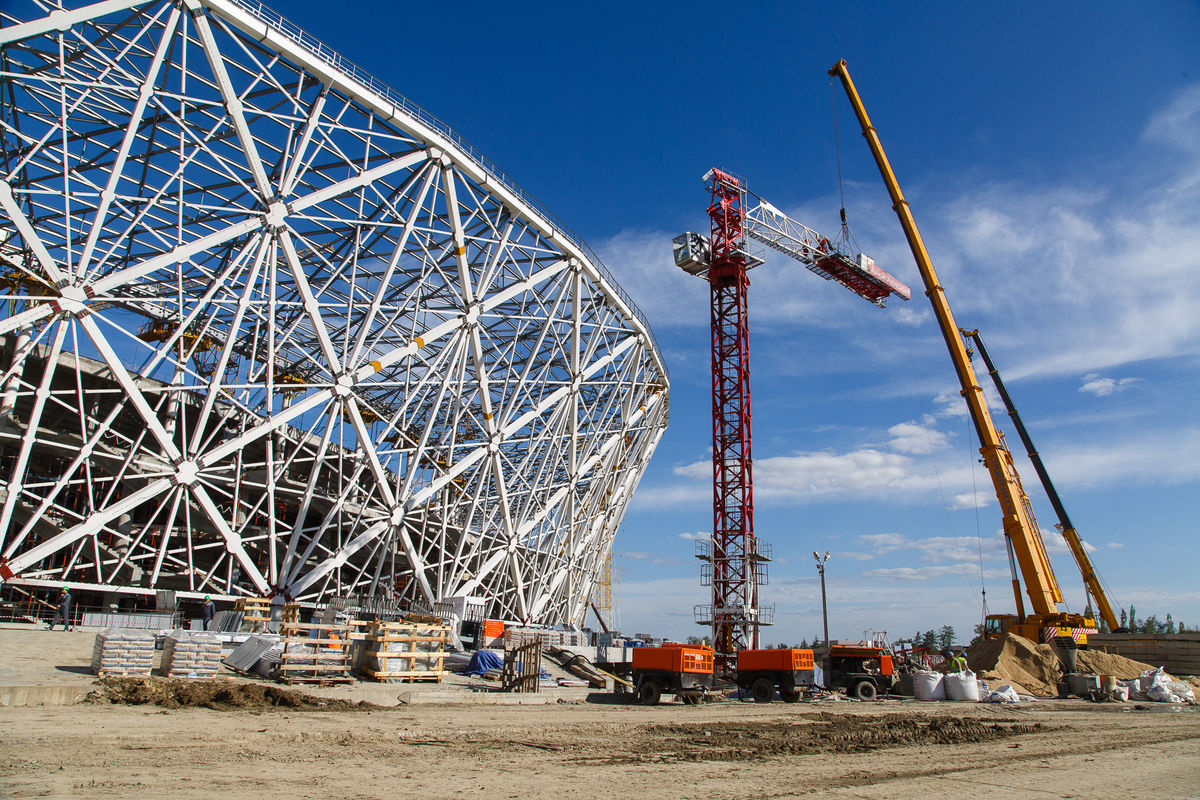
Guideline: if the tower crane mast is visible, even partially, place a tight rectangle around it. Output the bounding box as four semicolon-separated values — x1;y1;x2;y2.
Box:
673;168;909;673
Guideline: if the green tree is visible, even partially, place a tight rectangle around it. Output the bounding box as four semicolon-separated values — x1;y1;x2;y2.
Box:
937;625;956;651
920;630;937;651
1166;614;1175;634
970;623;986;645
1119;608;1128;628
1129;605;1137;630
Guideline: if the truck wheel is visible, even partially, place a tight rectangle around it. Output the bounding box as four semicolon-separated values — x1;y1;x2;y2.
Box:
853;680;877;701
780;688;801;703
751;678;775;703
638;679;662;705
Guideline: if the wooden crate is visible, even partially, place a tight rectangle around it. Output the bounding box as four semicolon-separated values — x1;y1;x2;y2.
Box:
359;621;448;682
235;597;272;632
277;622;353;684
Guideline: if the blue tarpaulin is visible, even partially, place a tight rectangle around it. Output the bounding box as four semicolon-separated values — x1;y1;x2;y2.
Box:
464;649;504;676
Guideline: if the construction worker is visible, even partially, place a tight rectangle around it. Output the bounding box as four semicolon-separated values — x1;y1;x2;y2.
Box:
201;595;216;630
950;650;968;672
48;586;72;631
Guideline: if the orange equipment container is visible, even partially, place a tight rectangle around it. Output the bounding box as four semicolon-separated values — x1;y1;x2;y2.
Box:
483;620;506;639
632;643;714;675
828;645;895;676
737;648;814;673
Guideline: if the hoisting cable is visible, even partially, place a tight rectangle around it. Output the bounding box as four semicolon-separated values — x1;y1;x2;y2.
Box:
829;78;858;252
969;402;990;628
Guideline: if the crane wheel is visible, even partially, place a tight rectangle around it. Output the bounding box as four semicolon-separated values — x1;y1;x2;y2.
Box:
751;678;775;703
638;679;662;705
853;680;877;701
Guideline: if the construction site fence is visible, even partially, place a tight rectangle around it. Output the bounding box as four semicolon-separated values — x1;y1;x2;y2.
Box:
1089;633;1200;677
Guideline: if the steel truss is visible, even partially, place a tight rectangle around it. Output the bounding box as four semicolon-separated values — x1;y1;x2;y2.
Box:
0;0;668;627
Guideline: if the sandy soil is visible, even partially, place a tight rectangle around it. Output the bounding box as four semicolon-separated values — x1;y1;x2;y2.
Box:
2;693;1198;800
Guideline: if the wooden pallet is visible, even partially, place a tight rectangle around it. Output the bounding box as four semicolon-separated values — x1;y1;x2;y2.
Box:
359;621;448;683
277;622;353;684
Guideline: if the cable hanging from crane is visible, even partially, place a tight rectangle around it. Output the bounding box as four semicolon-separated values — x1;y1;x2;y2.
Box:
829;77;859;253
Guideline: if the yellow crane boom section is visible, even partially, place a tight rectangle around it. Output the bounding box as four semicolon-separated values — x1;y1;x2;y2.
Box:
827;60;1062;617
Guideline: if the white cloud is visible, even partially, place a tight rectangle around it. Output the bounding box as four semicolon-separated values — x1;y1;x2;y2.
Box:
887;420;949;455
860;564;1010;582
1144;83;1200;157
1079;373;1142;397
621;551;679;565
677;531;709;542
950;492;990;510
635;413;1200;510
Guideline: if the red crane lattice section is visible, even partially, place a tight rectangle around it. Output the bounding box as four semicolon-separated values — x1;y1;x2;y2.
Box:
706;169;760;672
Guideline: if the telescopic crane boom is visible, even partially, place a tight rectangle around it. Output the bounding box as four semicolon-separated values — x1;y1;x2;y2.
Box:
828;59;1097;643
961;329;1120;632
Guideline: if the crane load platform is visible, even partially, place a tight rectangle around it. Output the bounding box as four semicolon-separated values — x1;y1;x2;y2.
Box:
745;201;911;306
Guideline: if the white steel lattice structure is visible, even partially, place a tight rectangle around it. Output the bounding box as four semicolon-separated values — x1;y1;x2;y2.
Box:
0;0;669;626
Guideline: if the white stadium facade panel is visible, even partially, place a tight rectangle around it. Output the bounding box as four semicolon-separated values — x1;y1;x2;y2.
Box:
0;0;668;626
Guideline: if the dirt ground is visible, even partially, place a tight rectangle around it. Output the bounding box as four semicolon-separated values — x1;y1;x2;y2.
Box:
2;690;1198;800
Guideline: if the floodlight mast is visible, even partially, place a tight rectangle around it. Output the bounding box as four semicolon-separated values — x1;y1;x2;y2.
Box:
673;169;908;675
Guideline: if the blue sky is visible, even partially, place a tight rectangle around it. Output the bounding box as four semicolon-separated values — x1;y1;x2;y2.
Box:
278;1;1200;644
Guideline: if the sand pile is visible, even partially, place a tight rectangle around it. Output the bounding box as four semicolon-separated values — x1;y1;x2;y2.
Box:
965;633;1062;696
964;634;1158;696
1075;648;1156;679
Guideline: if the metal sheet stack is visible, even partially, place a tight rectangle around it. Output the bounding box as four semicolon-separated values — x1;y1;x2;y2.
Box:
90;628;155;677
160;629;223;678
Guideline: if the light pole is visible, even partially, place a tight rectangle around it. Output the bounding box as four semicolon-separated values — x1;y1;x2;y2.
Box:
813;550;831;688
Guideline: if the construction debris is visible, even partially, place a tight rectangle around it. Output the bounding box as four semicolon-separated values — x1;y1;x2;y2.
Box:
966;633;1197;702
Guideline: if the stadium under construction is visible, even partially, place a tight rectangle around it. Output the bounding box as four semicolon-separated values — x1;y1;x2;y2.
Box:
0;0;669;628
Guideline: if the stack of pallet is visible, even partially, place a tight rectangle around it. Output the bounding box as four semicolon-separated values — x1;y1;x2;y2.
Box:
359;620;448;683
160;630;222;678
277;622;353;684
90;628;155;677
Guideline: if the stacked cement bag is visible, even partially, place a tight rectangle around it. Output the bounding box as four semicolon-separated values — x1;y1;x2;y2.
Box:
90;628;155;677
160;629;222;678
944;669;982;701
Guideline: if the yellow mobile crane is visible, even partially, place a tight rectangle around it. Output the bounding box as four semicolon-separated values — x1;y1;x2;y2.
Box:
961;329;1121;634
828;60;1098;644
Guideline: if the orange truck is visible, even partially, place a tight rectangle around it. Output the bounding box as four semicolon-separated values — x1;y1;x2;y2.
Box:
631;643;715;704
736;648;817;702
825;643;895;700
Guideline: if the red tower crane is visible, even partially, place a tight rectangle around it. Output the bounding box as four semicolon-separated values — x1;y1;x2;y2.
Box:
673;168;910;674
